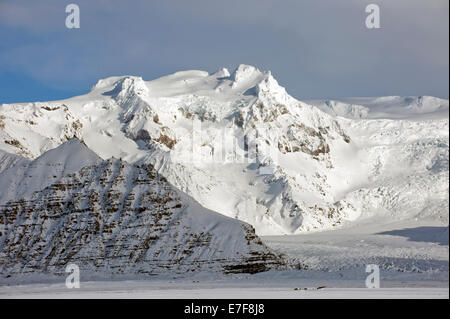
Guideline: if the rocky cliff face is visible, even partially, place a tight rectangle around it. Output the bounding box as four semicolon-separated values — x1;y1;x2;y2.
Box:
0;146;285;278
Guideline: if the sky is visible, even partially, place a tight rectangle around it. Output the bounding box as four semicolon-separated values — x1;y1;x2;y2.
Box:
0;0;448;103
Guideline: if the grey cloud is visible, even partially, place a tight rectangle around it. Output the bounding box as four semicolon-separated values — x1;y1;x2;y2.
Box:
0;0;448;99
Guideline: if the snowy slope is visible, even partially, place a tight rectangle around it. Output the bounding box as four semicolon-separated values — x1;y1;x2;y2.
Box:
0;64;448;235
334;117;449;224
0;141;284;277
0;139;102;205
306;96;449;120
0;150;29;174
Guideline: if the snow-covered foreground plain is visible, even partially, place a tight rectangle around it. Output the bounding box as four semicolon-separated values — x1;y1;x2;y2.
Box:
0;283;447;299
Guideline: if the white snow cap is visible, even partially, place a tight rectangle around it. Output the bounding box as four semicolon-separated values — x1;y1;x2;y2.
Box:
230;64;263;83
91;76;125;91
256;71;286;96
91;76;148;98
0;138;102;204
213;67;231;78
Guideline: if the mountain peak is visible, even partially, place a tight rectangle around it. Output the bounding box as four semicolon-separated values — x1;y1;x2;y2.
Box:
37;137;101;166
227;65;287;100
230;64;265;84
212;67;230;78
0;138;102;204
87;65;287;103
91;76;127;91
90;76;148;99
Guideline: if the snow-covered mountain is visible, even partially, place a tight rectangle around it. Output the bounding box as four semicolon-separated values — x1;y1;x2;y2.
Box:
0;139;101;205
0;139;284;277
0;149;29;174
306;96;449;120
0;64;448;237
